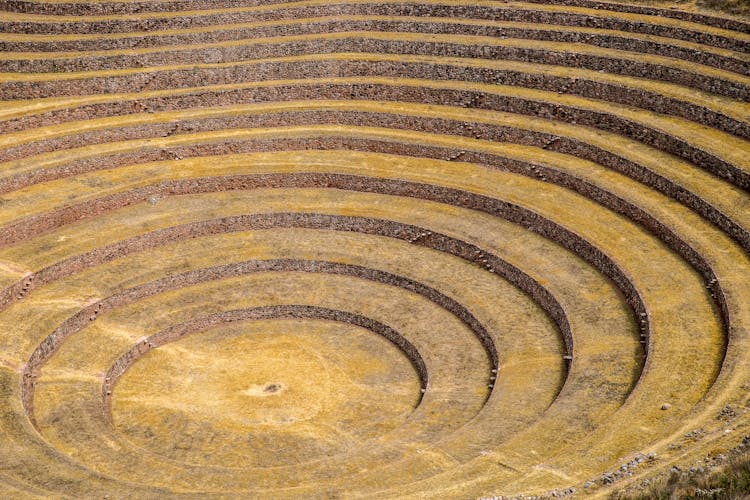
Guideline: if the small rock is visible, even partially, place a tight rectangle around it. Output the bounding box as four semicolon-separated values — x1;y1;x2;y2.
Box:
661;403;672;410
601;472;616;484
718;404;737;420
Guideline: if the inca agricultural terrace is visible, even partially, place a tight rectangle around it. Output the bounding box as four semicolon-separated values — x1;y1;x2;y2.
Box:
0;0;748;498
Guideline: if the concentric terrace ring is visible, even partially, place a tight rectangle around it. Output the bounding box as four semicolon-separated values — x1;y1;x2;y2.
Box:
0;1;748;497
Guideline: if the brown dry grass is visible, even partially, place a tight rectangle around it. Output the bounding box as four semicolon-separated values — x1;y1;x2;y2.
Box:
614;452;750;499
697;0;750;15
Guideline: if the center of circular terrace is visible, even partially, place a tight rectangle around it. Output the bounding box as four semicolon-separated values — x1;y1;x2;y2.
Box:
111;318;421;467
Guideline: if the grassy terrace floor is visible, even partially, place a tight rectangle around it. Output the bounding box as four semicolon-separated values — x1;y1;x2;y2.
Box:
0;1;748;498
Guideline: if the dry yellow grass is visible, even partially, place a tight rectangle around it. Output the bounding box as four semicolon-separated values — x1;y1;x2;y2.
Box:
0;1;748;498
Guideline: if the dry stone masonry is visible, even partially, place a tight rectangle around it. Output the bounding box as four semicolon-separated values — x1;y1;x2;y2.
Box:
0;0;748;497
